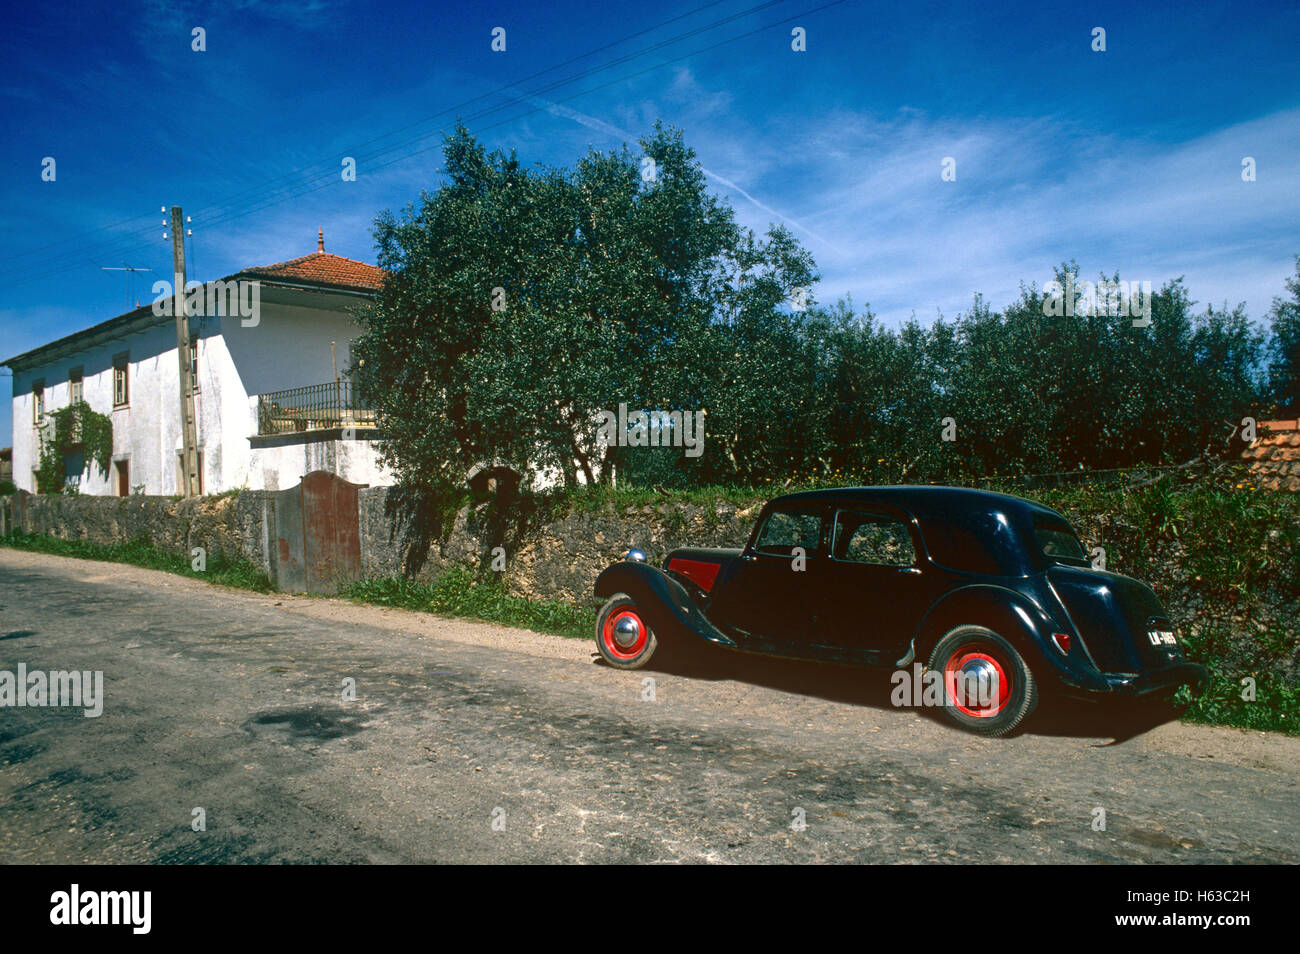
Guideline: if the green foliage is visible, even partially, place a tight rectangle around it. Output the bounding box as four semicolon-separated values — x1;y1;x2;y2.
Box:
353;122;813;501
1173;657;1299;736
1266;255;1300;413
36;402;113;495
341;568;595;640
1024;471;1300;602
354;124;1295;497
0;479;16;496
546;481;767;513
770;267;1267;487
0;532;272;592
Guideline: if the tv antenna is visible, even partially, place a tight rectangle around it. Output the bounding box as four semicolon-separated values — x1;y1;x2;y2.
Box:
99;262;153;312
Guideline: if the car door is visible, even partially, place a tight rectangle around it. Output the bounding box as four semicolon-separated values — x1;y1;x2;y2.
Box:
814;505;930;662
708;503;826;647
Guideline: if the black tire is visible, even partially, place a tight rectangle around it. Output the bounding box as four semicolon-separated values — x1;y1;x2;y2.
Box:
595;593;659;670
926;625;1038;737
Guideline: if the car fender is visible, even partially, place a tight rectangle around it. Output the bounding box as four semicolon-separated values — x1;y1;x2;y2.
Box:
594;562;739;648
911;583;1109;691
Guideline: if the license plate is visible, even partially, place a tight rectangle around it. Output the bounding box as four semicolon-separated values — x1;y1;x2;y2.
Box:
1147;628;1177;647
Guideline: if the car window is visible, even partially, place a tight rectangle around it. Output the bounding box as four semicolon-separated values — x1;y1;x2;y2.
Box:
754;509;821;556
832;511;915;566
918;509;1021;576
1033;519;1088;565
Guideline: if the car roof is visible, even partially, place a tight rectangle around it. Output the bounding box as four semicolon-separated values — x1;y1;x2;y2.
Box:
769;485;1066;523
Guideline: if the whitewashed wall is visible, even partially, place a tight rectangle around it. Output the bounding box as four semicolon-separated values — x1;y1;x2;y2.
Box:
9;293;387;495
248;435;393;491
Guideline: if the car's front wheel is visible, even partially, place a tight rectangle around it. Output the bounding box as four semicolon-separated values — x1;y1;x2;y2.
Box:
595;594;659;670
927;626;1037;737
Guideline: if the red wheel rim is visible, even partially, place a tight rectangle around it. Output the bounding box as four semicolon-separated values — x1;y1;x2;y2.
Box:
601;608;648;660
943;642;1012;717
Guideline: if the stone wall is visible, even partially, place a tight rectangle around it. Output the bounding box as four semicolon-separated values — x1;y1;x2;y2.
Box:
3;490;274;577
504;500;759;604
356;489;759;603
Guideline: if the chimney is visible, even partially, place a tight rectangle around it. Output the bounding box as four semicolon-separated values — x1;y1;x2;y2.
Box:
317;228;324;253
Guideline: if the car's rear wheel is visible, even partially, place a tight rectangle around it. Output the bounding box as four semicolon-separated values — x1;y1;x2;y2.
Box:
927;626;1037;737
595;594;659;670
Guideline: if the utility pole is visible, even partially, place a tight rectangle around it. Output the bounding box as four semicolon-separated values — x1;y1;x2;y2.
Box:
170;206;201;497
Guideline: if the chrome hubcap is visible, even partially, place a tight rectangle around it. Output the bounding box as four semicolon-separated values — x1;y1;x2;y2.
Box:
957;659;999;705
612;615;641;649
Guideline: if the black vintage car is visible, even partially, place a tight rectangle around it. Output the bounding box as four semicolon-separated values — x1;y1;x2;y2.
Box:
593;486;1207;736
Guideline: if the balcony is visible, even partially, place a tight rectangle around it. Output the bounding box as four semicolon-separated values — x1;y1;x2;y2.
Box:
255;381;376;436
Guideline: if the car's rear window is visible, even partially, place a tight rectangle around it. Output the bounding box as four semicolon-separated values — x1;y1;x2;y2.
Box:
1033;519;1088;565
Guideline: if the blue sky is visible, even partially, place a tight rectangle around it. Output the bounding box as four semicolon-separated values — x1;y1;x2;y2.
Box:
1;0;1298;445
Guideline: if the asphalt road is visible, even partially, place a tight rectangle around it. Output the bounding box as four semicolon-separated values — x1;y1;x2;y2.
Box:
1;549;1296;864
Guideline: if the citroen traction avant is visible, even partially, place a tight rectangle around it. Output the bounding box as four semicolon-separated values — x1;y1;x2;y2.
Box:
593;486;1207;736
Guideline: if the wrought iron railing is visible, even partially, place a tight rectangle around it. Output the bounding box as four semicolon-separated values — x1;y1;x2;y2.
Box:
256;381;376;436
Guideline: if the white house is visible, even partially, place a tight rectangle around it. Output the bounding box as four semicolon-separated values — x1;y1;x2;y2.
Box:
4;232;393;495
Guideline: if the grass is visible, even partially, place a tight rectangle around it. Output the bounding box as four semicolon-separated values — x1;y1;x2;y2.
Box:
1169;619;1300;735
0;531;273;592
340;568;595;640
1174;672;1300;735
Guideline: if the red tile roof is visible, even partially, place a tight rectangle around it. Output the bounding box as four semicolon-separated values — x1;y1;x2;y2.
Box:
1241;419;1300;491
240;251;386;291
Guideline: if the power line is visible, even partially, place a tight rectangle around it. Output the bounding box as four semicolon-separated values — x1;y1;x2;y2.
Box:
5;0;791;288
7;0;849;291
169;0;747;227
85;0;789;281
172;0;801;238
195;0;848;240
0;0;764;285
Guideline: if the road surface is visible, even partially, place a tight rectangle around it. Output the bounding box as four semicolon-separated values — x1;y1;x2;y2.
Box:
1;549;1296;863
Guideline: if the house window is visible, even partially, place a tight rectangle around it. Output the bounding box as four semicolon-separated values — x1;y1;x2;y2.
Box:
114;459;130;497
189;340;200;393
63;451;84;490
177;450;204;495
69;367;84;405
113;354;130;407
32;380;44;425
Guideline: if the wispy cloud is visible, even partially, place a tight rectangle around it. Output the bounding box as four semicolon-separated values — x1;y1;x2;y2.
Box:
529;95;846;253
665;100;1300;323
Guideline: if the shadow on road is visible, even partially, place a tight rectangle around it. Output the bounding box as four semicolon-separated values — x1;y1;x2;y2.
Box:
593;639;1181;744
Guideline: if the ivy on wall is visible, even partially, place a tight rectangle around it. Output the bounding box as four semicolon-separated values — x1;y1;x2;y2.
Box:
36;403;113;495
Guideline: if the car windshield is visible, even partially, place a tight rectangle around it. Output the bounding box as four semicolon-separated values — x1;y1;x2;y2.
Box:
1033;519;1088;565
753;508;821;556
